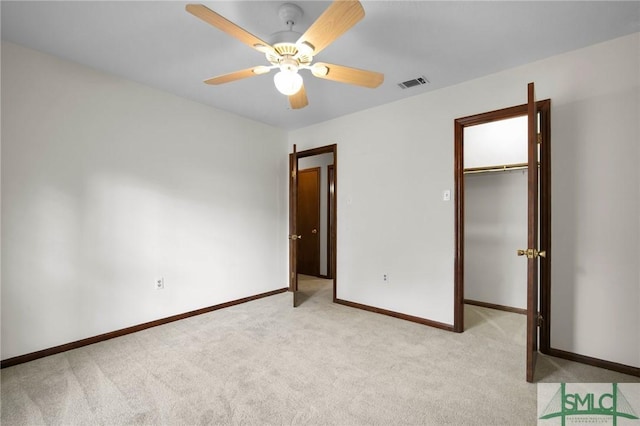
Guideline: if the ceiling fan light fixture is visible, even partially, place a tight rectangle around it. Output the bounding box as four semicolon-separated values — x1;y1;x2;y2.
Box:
274;69;303;96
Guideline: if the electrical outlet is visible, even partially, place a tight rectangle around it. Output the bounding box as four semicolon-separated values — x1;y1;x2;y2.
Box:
383;274;389;283
155;277;164;290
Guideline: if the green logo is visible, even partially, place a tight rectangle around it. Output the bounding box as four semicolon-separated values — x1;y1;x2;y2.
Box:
539;383;639;426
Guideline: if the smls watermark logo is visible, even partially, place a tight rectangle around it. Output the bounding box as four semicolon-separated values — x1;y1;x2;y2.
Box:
538;383;640;425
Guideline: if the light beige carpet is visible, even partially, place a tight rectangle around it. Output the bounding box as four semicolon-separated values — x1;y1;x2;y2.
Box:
1;275;636;425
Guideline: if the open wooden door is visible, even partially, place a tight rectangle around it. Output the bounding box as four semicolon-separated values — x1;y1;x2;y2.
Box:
519;82;544;382
289;145;301;307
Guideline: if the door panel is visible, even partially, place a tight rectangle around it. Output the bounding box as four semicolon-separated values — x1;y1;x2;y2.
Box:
297;168;321;276
289;146;299;307
526;82;540;382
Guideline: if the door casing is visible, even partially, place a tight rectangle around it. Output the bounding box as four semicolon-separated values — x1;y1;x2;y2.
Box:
326;164;335;279
453;99;551;358
289;144;338;302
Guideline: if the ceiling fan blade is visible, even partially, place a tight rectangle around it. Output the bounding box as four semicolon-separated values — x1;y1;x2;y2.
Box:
204;66;270;85
311;62;384;88
289;84;309;109
186;4;275;54
296;0;364;56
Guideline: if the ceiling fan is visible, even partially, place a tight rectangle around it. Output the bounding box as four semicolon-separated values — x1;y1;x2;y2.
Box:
186;1;384;109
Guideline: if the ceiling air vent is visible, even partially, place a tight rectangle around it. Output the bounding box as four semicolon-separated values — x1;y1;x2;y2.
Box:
398;76;429;89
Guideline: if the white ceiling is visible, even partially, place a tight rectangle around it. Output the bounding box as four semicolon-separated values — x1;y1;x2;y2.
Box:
2;1;639;130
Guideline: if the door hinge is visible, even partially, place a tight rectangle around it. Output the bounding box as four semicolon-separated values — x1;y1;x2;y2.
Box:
537;313;544;327
517;248;547;259
537;133;542;144
291;170;296;178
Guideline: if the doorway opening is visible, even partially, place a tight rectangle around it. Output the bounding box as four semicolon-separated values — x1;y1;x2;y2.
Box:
453;100;551;355
289;144;337;306
463;115;530;315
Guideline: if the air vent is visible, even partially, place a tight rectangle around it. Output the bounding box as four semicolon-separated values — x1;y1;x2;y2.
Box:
398;76;429;89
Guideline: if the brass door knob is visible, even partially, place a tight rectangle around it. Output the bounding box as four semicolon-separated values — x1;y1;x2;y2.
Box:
312;229;317;234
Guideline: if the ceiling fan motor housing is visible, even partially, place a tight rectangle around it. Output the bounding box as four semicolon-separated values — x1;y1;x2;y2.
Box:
270;30;302;55
267;4;314;67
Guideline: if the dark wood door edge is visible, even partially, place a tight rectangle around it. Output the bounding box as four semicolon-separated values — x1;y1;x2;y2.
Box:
538;100;552;354
335;298;454;332
1;287;288;369
327;164;335;280
526;82;539;383
289;150;298;292
546;348;640;378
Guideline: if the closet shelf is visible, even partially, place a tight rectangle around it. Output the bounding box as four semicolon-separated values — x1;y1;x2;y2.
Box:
464;162;539;175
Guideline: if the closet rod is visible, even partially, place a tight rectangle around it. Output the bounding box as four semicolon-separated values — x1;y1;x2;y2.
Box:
463;162;539;175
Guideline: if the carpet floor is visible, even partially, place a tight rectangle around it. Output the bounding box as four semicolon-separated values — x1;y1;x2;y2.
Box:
1;275;637;425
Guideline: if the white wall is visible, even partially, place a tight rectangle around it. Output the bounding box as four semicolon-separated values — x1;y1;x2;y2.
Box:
1;42;289;360
464;170;528;309
289;33;639;367
464;115;528;168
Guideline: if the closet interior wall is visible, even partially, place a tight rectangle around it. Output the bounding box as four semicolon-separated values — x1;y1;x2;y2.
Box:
464;116;528;311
